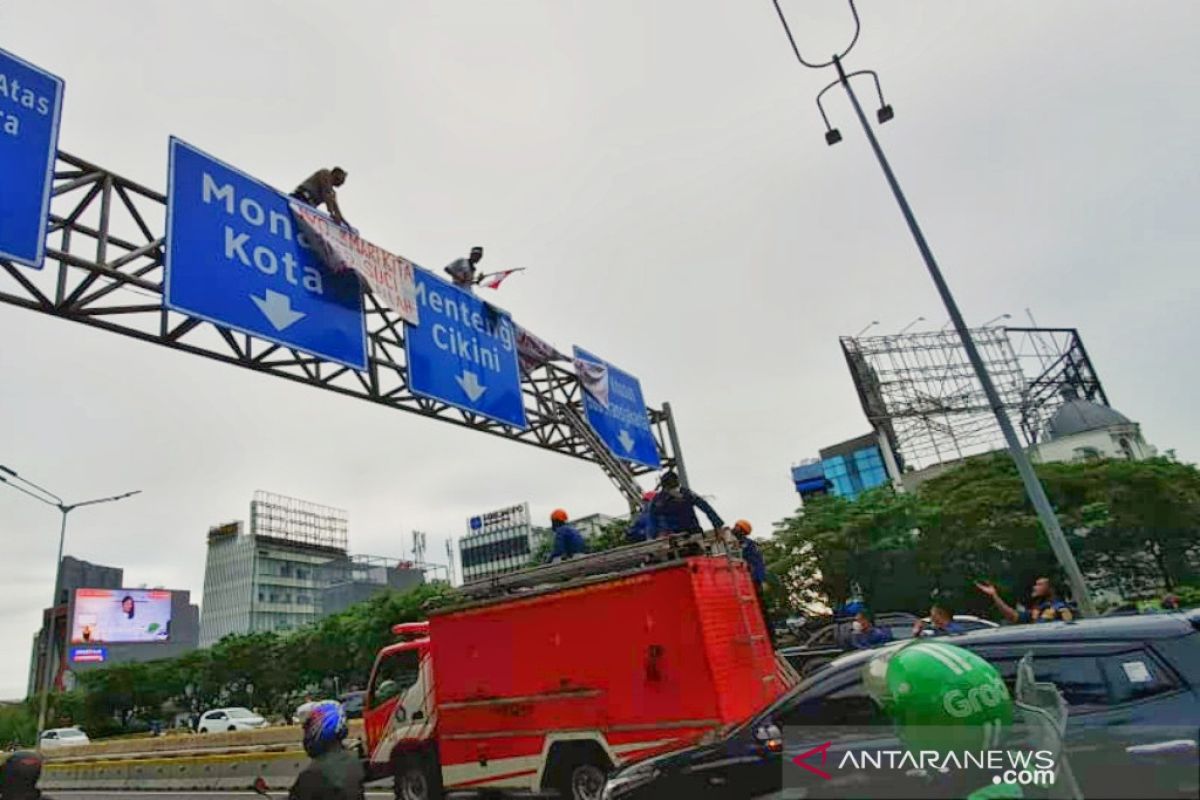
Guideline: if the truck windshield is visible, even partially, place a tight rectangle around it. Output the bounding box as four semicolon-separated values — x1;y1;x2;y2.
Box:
371;649;421;706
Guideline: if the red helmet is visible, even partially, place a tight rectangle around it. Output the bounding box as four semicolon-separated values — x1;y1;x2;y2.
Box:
642;491;657;502
550;508;569;523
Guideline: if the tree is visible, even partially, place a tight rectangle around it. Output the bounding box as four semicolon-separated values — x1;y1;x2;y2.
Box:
770;489;926;613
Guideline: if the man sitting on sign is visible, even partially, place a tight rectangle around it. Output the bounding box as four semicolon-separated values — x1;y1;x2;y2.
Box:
290;166;351;228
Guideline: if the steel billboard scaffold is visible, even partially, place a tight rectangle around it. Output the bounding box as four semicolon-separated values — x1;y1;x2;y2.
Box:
841;326;1110;472
0;151;681;503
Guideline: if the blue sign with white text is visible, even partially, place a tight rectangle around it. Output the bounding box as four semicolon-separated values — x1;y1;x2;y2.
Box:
406;270;527;428
0;48;64;268
574;347;661;468
164;138;367;370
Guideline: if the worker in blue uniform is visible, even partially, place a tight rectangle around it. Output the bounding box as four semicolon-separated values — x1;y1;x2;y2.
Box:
648;472;724;536
732;519;774;643
546;508;587;562
626;491;657;543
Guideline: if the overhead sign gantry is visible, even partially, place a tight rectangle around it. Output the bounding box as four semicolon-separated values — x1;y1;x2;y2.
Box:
0;52;684;505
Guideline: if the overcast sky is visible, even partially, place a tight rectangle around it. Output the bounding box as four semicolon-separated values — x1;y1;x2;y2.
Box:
2;1;1196;698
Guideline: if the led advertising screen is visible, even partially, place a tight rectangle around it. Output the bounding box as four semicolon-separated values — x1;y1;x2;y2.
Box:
70;588;172;644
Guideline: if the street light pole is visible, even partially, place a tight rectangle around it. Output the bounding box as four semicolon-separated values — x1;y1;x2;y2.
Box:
0;465;141;737
825;55;1096;616
765;0;1096;615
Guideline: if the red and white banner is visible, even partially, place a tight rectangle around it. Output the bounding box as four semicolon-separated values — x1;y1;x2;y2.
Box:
573;353;610;408
290;203;420;326
516;324;566;372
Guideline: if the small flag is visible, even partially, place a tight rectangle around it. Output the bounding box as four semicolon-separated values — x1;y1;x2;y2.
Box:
479;268;524;290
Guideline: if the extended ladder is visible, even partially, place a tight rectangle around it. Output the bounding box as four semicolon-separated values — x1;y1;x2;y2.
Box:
557;402;645;512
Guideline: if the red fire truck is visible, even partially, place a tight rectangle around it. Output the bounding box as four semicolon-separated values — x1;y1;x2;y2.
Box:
362;535;798;800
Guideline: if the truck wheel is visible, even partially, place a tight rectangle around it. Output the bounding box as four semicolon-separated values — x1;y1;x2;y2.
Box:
556;759;608;800
395;754;442;800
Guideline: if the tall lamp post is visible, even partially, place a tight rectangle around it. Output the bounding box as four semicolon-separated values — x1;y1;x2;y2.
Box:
0;464;141;737
767;0;1095;615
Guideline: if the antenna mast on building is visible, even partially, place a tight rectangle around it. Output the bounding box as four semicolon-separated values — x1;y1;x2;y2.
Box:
445;538;456;585
412;530;427;565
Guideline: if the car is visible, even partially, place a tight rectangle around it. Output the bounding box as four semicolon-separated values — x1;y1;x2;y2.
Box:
37;727;90;750
196;707;269;733
603;611;1200;799
778;612;998;676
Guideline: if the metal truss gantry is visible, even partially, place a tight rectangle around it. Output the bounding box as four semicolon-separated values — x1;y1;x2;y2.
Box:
0;152;677;505
841;326;1109;471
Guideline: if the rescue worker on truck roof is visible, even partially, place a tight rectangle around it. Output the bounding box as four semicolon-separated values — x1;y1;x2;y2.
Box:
648;471;723;536
626;491;656;543
290;167;350;228
546;509;587;562
732;520;773;645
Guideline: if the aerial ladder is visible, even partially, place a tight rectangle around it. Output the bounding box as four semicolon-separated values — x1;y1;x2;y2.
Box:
556;401;645;512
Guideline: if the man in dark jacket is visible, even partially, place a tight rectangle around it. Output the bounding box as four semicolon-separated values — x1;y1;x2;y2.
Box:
0;750;52;800
290;701;365;800
648;472;723;535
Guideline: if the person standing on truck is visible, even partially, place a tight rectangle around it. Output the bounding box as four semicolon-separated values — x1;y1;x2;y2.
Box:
732;520;774;643
648;472;724;536
546;509;587;562
626;491;657;543
291;167;351;228
289;700;365;800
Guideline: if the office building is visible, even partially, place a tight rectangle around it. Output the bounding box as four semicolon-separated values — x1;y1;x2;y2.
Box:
791;433;893;503
458;503;542;583
199;492;423;646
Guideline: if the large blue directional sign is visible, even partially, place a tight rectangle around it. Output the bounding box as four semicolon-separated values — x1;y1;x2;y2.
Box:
164;138;367;370
573;347;661;468
0;48;64;268
406;270;527;428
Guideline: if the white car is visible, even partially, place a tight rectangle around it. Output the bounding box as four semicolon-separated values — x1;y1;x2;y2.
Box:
196;707;268;733
39;727;90;750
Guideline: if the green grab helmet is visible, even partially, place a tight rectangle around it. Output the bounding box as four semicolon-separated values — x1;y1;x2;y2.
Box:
863;640;1014;753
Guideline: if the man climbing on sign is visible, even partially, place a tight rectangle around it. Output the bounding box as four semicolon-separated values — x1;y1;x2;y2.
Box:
290;167;351;228
444;246;485;292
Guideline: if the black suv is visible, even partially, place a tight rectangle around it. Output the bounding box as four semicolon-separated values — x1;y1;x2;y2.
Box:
602;612;1200;800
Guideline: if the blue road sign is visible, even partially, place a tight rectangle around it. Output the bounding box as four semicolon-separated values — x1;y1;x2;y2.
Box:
573;347;661;468
0;48;64;268
406;270;527;428
164;138;367;370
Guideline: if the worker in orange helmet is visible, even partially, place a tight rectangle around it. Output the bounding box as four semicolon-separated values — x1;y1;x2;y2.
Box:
626;491;657;543
546;508;587;563
732;519;773;643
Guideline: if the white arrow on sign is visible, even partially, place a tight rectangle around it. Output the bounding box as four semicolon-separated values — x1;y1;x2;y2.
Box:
251;289;306;331
456;371;487;403
618;429;636;453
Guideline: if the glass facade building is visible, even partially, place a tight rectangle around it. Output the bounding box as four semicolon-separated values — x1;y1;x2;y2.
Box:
792;433;893;503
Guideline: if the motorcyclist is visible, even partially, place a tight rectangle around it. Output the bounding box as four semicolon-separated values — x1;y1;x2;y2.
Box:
0;750;53;800
862;640;1029;799
289;700;365;800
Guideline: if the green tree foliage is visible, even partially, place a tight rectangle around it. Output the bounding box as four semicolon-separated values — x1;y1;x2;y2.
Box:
771;454;1200;618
